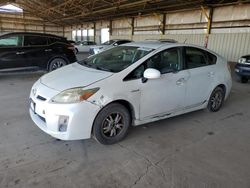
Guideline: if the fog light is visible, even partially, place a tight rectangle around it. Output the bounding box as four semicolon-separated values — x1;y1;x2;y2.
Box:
58;115;69;132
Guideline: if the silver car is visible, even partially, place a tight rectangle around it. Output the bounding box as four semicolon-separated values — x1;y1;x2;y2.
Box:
89;39;132;55
29;41;232;144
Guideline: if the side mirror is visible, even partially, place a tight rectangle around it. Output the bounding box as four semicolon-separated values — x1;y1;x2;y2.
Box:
143;68;161;80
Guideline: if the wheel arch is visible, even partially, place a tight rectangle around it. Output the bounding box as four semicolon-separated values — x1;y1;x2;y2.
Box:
217;84;226;96
46;56;69;71
91;99;136;134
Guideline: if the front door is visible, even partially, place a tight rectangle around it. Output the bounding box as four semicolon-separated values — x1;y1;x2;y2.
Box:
138;47;190;120
23;35;50;68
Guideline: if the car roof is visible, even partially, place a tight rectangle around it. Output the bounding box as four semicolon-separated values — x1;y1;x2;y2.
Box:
112;39;132;42
123;41;219;55
0;32;66;39
122;41;178;49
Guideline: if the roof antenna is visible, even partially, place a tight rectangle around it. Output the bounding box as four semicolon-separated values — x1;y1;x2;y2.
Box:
183;39;187;43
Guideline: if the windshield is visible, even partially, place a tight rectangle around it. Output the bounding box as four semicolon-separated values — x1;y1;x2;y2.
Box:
102;40;115;45
78;46;153;73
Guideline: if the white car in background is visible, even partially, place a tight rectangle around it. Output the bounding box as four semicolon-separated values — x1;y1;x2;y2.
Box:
89;39;132;55
29;41;232;144
74;41;97;53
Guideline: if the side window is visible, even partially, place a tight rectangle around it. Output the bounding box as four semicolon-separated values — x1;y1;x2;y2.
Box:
48;37;58;44
145;48;182;74
185;47;209;69
124;64;146;81
207;52;217;65
0;35;23;47
24;35;48;46
124;48;182;81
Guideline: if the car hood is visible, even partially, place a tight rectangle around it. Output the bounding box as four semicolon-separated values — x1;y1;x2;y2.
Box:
40;63;113;91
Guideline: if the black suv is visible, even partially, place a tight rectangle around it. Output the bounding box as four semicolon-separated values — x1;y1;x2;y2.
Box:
0;32;77;72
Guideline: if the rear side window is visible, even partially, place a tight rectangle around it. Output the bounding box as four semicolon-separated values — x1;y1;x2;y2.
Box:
24;35;48;46
0;35;23;47
185;47;210;69
207;52;217;65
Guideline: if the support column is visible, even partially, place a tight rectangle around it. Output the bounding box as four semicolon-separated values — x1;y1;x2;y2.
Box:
161;13;166;35
131;17;135;40
109;20;112;36
201;6;213;48
93;22;96;42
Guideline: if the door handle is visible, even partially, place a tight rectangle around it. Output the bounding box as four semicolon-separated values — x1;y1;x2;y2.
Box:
45;49;52;52
176;78;185;85
16;51;25;55
208;71;215;77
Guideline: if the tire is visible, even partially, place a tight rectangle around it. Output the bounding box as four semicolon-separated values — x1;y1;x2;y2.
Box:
48;58;67;72
207;87;225;112
93;103;131;145
240;76;248;83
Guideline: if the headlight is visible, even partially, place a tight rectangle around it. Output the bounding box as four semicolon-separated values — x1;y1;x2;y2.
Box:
50;87;99;104
238;58;246;64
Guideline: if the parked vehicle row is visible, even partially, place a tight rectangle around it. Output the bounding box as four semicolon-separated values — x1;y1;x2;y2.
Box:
89;39;132;55
74;41;96;53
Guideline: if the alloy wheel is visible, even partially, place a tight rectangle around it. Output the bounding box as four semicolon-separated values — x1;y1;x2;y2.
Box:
102;113;125;138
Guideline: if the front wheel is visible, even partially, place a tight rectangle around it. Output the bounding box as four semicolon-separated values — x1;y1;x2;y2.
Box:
48;58;67;72
93;103;131;145
207;87;225;112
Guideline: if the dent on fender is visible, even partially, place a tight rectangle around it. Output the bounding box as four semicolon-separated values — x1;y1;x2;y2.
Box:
88;95;109;108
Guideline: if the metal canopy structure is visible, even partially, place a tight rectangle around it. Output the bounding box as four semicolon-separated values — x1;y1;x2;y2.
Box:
0;0;250;25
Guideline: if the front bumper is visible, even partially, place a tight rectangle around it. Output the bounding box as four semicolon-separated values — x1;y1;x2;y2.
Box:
235;63;250;77
29;81;100;140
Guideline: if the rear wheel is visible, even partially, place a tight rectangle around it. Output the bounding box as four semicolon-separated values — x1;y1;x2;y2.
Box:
207;87;225;112
48;58;67;72
93;103;131;145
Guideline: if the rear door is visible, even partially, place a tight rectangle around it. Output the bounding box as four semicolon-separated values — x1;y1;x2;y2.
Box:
184;47;217;108
23;35;50;68
0;34;26;69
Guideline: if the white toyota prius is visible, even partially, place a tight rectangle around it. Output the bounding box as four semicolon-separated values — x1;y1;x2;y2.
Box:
29;41;232;144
